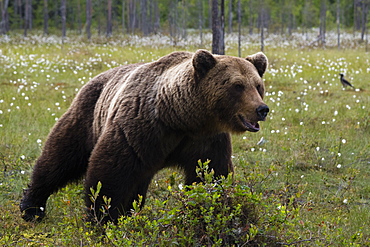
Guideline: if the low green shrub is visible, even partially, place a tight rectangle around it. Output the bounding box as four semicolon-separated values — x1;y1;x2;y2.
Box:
104;161;292;246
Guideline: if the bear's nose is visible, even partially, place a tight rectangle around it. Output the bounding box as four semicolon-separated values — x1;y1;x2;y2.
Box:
256;105;269;121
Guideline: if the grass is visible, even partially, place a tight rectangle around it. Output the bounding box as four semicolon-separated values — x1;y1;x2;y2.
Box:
0;31;369;246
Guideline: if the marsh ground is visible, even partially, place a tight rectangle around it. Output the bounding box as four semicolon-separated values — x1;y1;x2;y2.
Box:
0;31;369;246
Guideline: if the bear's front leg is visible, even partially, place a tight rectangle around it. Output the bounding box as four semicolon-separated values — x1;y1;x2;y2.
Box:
177;133;233;185
84;127;154;224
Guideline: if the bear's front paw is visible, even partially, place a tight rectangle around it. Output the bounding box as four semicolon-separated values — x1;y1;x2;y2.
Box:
20;194;46;222
20;205;46;222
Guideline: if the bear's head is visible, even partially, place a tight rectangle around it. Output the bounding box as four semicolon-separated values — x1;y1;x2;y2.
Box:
193;50;269;134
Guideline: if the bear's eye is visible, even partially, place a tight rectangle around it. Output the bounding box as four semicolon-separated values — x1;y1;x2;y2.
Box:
234;84;245;92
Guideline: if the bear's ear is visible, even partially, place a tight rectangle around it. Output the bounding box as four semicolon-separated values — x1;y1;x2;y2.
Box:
192;49;217;81
246;52;268;77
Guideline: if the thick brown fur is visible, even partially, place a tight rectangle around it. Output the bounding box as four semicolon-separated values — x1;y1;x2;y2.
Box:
20;50;269;223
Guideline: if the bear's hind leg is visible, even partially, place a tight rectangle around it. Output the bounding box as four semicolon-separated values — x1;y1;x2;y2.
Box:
20;113;92;222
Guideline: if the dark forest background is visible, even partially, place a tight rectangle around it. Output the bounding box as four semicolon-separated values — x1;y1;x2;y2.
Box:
0;0;369;54
1;0;368;38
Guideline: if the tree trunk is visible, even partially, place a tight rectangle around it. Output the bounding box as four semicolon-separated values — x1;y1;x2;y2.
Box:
24;0;31;37
141;0;148;35
181;0;187;39
353;0;361;36
0;0;10;34
212;0;225;54
97;0;101;35
128;0;136;34
302;0;307;36
212;0;222;55
220;0;225;52
336;0;340;49
249;0;253;35
366;17;369;52
198;0;203;46
86;0;92;40
61;0;67;39
29;0;32;29
169;0;178;44
77;0;82;34
302;0;314;38
237;0;241;57
0;0;2;34
228;0;233;34
280;0;284;35
209;0;212;29
148;0;153;33
319;0;326;46
154;0;160;33
43;0;48;35
54;0;58;28
260;7;265;52
122;0;126;33
107;0;112;37
17;0;22;29
288;0;295;35
361;0;369;41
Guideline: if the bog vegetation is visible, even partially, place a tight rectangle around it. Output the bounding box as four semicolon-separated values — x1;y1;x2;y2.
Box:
0;31;369;246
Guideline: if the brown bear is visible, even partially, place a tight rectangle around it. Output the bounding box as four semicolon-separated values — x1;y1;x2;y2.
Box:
20;49;269;223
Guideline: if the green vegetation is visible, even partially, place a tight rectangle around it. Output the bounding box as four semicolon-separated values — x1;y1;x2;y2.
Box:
0;33;369;246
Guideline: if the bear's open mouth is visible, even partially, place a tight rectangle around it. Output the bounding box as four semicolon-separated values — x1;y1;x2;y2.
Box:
238;115;260;132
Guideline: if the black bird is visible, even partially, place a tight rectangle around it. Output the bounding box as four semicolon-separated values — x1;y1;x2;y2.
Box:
339;73;354;88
